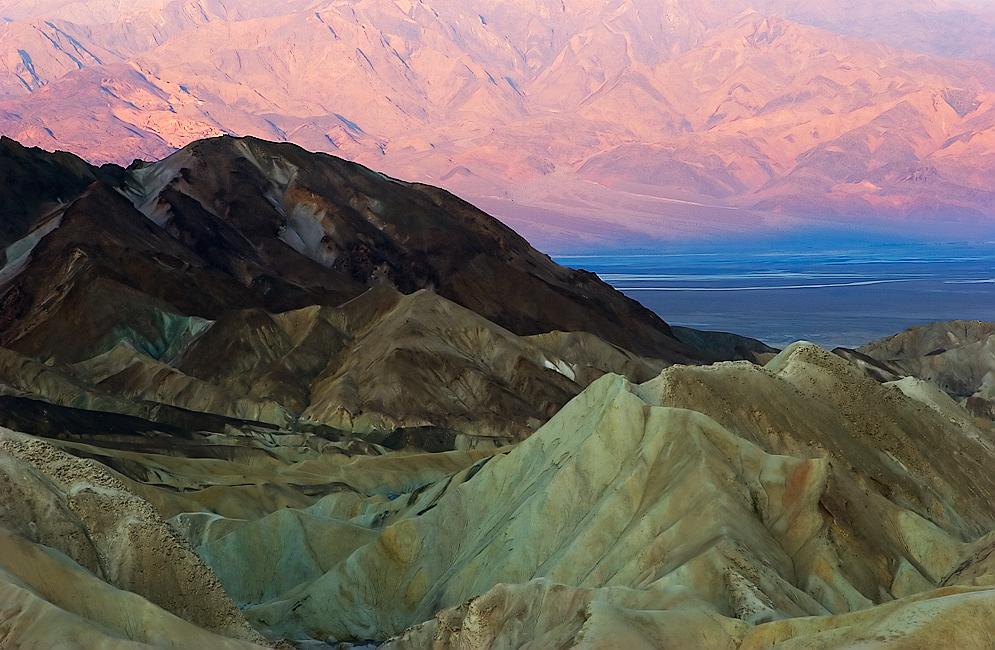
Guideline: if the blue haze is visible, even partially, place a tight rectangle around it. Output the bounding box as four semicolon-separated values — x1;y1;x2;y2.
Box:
555;239;995;350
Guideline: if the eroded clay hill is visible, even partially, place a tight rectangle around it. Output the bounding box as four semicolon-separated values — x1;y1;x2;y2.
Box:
845;320;995;420
8;342;995;648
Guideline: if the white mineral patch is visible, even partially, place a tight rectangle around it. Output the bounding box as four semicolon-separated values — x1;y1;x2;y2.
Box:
127;151;187;202
541;355;576;381
234;139;297;188
0;213;63;285
124;149;213;222
278;203;337;267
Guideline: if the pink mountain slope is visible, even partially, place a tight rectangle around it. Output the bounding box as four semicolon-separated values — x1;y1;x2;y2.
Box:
2;0;995;246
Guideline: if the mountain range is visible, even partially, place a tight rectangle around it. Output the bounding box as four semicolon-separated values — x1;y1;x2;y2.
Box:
0;135;994;648
2;0;995;247
4;0;995;645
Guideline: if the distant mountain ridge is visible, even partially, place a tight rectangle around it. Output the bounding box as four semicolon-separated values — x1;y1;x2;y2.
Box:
2;0;995;246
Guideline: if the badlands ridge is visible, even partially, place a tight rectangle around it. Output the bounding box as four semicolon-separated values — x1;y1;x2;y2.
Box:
1;136;995;648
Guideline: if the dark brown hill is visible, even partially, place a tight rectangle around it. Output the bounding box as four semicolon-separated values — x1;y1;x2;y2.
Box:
0;135;705;364
0;135;781;455
0;136;124;256
124;136;702;361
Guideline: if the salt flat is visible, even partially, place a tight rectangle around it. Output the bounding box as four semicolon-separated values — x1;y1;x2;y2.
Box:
558;240;995;349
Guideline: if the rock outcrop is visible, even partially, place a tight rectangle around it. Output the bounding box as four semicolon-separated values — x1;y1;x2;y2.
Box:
0;135;786;450
0;428;268;649
843;320;995;420
0;135;703;364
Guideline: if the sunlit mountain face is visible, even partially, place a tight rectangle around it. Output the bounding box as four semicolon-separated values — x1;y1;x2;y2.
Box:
2;0;995;249
10;6;995;649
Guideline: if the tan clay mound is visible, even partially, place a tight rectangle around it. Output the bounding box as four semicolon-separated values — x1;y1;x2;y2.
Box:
147;347;995;646
44;285;671;450
856;320;995;419
0;428;267;648
0;284;675;452
0;527;268;650
70;341;294;427
645;343;995;540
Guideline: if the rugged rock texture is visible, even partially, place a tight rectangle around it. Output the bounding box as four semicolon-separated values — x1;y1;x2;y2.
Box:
122;136;699;359
98;344;995;649
1;134;994;649
845;320;995;420
0;135;744;448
